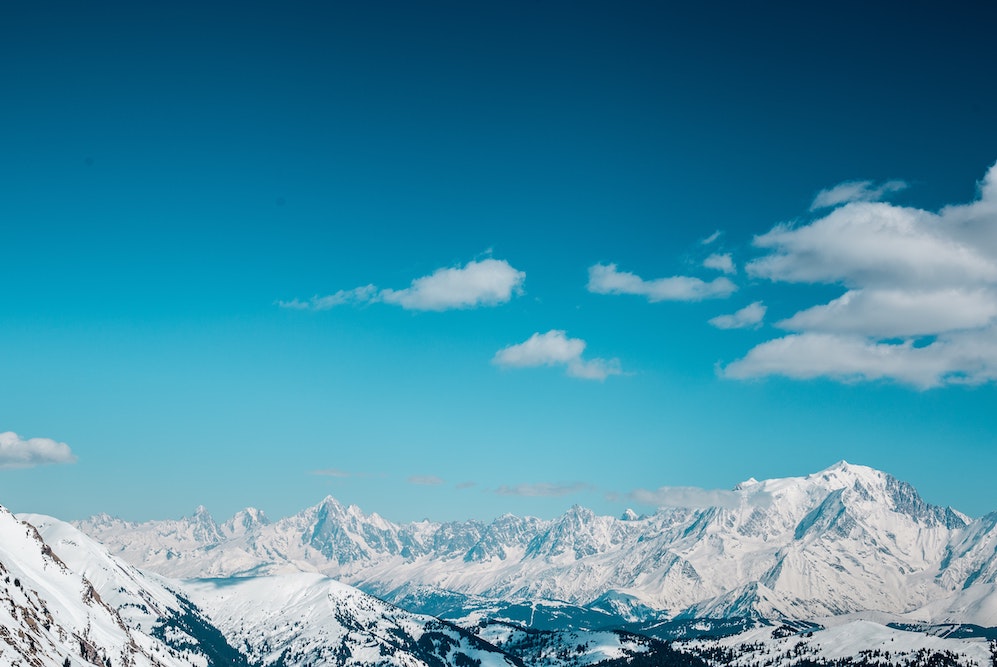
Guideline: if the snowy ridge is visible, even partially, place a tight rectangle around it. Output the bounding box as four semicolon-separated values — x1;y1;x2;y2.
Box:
76;462;997;626
0;504;204;667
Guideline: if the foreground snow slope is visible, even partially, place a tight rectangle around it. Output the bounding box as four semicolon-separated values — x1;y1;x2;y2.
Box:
678;620;996;667
0;504;202;667
182;572;522;667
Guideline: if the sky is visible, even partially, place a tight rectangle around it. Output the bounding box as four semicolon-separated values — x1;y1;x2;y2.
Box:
2;1;997;524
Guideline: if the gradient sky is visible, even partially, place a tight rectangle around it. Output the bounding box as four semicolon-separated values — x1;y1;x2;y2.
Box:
2;1;997;523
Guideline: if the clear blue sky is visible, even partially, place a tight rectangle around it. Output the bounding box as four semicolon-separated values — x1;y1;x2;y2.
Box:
2;1;996;522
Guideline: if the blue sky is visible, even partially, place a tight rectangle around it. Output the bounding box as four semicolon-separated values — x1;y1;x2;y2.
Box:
2;1;996;523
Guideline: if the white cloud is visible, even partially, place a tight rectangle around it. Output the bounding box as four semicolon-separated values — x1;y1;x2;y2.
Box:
0;431;77;469
747;203;997;289
587;263;736;302
630;485;772;509
280;258;525;312
495;482;594;497
408;475;444;486
709;301;766;330
722;332;997;389
492;330;622;381
810;179;907;210
777;288;997;338
380;258;525;310
703;253;735;274
724;162;997;388
702;230;722;245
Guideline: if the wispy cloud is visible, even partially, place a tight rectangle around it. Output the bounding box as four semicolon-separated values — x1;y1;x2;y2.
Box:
701;230;722;245
0;431;76;469
629;485;771;509
311;468;353;478
278;286;377;311
703;253;735;274
723;161;997;388
310;468;377;478
810;179;907;211
587;263;736;302
493;330;622;381
408;475;445;486
455;481;477;490
280;258;525;312
494;482;594;497
709;301;766;330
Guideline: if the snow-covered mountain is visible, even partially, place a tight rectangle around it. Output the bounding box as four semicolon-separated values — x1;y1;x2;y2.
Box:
0;503;212;667
76;462;997;628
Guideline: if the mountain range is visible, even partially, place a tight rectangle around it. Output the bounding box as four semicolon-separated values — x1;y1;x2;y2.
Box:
75;462;997;629
4;462;997;666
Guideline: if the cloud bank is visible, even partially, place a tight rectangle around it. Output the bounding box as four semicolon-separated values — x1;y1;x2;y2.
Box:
0;431;77;469
493;330;622;380
723;161;997;388
588;263;736;302
630;485;772;509
280;258;525;312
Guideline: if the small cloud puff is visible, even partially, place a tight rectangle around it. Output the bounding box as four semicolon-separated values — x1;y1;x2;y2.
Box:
587;263;736;302
810;179;907;210
703;253;736;275
709;301;766;330
280;258;525;312
0;431;77;469
493;330;622;381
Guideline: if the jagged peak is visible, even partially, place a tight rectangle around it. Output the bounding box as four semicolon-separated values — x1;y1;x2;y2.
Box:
314;495;347;512
565;503;593;516
226;507;270;526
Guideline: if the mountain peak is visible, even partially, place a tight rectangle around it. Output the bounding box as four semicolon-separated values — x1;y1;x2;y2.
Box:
222;507;271;538
809;460;885;487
